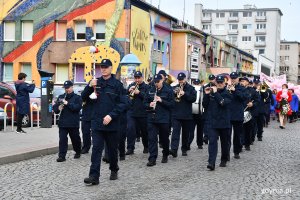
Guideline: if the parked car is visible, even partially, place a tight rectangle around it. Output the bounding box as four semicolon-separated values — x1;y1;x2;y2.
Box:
0;82;40;127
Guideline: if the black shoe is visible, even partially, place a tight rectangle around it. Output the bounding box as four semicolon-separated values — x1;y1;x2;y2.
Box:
143;148;149;154
219;161;227;167
125;149;134;155
110;171;118;180
198;145;203;149
84;176;99;185
169;149;178;158
161;156;168;163
227;156;230;162
102;157;110;163
234;154;240;159
279;125;284;129
203;137;208;144
136;137;140;142
56;157;66;162
81;148;89;154
119;156;125;161
182;151;187;156
16;129;26;134
74;153;81;159
207;164;215;171
245;146;251;151
258;138;262;141
187;146;191;151
146;160;156;167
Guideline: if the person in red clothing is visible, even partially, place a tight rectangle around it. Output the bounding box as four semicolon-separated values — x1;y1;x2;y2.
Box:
276;84;292;129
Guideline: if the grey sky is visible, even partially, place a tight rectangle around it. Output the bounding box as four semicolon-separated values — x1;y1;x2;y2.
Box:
146;0;300;42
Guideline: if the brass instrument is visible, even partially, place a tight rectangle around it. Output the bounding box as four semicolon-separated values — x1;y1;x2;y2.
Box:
260;81;270;93
152;88;158;111
57;93;67;120
129;83;139;99
165;74;176;85
175;84;184;102
227;84;235;93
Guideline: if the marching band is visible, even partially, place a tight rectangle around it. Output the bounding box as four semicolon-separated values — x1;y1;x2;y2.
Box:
54;59;276;185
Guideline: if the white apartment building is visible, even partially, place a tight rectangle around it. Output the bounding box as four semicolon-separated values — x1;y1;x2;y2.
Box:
195;4;282;76
279;41;300;84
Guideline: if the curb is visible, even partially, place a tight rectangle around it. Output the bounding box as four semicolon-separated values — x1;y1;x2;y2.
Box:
0;144;73;165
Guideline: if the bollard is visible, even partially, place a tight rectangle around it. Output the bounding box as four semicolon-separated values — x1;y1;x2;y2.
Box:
4;103;14;132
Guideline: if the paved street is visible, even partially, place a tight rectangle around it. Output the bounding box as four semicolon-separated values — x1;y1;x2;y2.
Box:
1;121;300;200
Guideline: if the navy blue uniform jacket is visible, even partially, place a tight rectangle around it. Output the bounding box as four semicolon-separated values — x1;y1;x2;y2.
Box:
244;87;260;117
203;87;232;129
53;92;82;128
15;80;35;115
172;83;197;120
128;82;149;118
229;84;248;121
81;75;128;131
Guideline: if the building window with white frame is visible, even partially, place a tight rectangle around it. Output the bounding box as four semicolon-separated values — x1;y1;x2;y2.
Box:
257;24;266;29
203;24;211;30
22;21;33;41
56;64;69;83
242;24;252;30
230;12;239;17
243;11;252;17
203;13;211;18
75;21;86;40
22;63;32;81
229;24;238;30
3;63;13;82
94;20;105;40
284;56;289;61
257;11;266;16
285;45;290;50
258;49;265;54
216;12;225;18
215;24;225;30
228;35;237;44
242;36;251;41
4;21;15;41
256;36;266;42
55;21;67;41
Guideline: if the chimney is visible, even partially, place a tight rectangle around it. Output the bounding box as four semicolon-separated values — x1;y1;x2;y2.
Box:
194;3;203;30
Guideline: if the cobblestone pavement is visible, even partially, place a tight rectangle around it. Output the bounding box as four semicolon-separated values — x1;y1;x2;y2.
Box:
1;121;300;200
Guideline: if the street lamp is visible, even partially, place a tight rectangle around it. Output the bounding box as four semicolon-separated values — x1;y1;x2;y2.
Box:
89;36;98;99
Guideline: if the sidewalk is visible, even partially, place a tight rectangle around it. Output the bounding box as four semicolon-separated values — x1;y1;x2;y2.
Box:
0;126;71;165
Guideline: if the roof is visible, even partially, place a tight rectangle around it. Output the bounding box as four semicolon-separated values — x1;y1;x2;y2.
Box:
203;8;283;16
281;40;300;44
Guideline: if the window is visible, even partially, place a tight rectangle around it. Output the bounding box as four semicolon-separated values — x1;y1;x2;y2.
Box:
0;86;15;99
75;21;86;40
256;36;266;42
228;35;237;44
242;24;252;30
22;63;32;81
157;40;161;51
161;41;165;52
22;21;33;41
203;24;211;30
258;49;265;54
153;39;157;50
216;12;225;18
3;63;13;82
243;12;252;17
215;24;225;30
74;64;85;82
285;56;289;61
285;45;290;50
4;21;15;41
257;24;266;29
56;64;69;83
94;20;105;40
56;21;67;41
230;12;239;17
203;13;211;18
242;36;251;41
280;66;289;72
229;24;238;30
257;11;266;16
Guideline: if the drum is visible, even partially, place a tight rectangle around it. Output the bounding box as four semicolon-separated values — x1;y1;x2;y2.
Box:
243;111;252;124
192;86;201;114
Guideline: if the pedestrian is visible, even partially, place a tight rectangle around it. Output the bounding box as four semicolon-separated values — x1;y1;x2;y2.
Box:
15;73;35;134
288;89;299;123
170;72;197;157
82;59;128;185
276;84;292;129
53;80;82;162
203;75;232;170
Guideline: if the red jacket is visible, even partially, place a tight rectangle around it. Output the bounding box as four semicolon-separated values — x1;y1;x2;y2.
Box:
275;91;292;115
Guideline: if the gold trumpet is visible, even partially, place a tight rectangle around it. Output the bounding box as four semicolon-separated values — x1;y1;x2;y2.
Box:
175;84;184;102
129;83;139;99
260;81;270;93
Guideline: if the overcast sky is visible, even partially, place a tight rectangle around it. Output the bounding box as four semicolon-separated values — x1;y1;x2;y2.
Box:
146;0;300;42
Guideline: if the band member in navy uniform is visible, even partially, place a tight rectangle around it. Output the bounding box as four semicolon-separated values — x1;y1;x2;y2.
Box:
126;71;149;155
253;78;265;142
203;75;232;170
83;59;128;185
228;72;248;159
144;74;175;166
188;79;205;150
81;90;93;154
170;73;197;157
240;77;259;151
53;81;82;162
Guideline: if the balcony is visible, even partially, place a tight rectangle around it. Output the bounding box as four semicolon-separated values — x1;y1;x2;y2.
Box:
228;17;239;22
228;29;238;35
255;29;266;34
255;41;266;47
255;16;267;22
202;17;212;22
